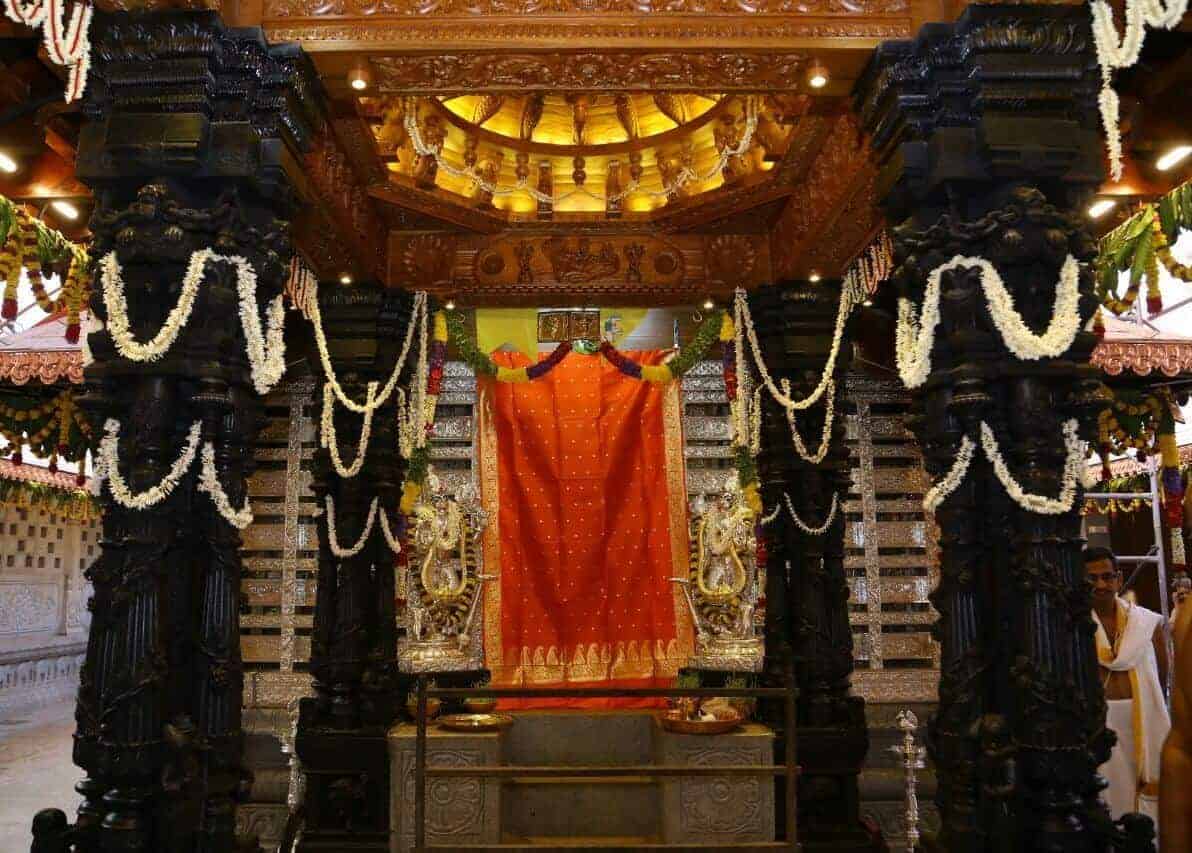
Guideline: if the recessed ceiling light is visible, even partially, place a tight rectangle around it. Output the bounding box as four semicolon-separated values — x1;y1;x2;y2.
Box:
1088;199;1117;219
808;271;822;283
1157;145;1192;172
348;61;373;92
444;299;456;311
702;298;715;311
339;273;353;285
806;61;829;90
50;200;79;220
0;152;17;174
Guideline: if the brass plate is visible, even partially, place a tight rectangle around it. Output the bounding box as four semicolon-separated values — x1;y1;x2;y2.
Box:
659;707;742;736
437;713;515;732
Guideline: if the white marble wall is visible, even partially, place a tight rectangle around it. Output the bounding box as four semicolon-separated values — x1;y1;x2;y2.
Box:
0;503;94;717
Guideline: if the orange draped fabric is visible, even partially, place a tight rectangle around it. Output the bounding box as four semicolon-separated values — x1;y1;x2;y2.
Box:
479;349;692;709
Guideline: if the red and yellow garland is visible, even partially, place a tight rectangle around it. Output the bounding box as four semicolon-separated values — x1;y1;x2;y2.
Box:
0;200;90;342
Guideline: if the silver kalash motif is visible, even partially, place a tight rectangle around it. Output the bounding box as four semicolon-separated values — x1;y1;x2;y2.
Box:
674;475;764;672
398;471;492;673
888;709;927;853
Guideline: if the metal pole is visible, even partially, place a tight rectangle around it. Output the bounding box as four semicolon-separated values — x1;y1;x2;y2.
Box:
1149;462;1176;705
415;676;427;852
785;660;797;852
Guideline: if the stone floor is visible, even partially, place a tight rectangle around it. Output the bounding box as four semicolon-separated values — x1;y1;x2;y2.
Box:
0;704;82;853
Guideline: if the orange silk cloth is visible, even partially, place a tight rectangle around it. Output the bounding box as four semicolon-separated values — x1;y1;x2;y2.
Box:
478;349;692;709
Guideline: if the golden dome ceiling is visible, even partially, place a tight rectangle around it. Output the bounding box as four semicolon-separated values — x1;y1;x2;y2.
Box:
370;93;775;216
439;93;721;148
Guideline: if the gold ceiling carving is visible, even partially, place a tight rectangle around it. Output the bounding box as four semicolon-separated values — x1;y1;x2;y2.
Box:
265;0;907;15
264;19;910;47
373;53;809;94
387;230;770;303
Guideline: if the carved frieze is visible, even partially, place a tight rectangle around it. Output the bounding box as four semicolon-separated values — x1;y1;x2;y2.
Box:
373;52;809;94
267;0;907;15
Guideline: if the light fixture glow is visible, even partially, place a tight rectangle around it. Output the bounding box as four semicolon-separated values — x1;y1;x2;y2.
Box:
1157;145;1192;172
0;152;17;174
339;273;353;285
444;299;456;311
50;200;79;220
808;271;822;283
702;298;715;311
1088;199;1117;219
862;298;874;308
806;61;829;90
347;61;373;92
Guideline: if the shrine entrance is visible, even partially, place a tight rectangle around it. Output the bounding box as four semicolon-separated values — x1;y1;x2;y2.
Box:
11;1;1158;851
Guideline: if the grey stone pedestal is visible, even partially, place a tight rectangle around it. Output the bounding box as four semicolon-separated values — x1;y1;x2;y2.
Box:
654;720;776;845
389;722;504;853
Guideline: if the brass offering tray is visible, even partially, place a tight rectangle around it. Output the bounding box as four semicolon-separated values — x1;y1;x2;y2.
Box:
660;707;742;735
437;712;515;732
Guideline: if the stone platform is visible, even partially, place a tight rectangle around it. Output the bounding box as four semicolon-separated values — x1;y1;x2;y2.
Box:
389;711;775;850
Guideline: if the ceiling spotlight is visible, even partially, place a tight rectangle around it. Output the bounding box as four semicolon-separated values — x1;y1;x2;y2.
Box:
862;298;874;308
1157;144;1192;172
808;271;822;283
50;200;80;220
1088;198;1117;219
348;61;373;92
444;299;456;311
339;273;353;285
702;297;715;311
0;151;17;174
806;61;829;90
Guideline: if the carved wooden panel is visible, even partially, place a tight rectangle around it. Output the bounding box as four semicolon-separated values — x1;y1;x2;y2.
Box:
389;231;769;304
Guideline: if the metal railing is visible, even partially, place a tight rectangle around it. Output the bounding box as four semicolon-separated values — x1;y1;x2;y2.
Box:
411;677;800;852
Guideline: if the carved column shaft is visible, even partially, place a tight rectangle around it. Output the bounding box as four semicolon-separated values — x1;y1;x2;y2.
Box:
29;13;321;853
751;282;871;850
857;7;1147;851
298;285;412;852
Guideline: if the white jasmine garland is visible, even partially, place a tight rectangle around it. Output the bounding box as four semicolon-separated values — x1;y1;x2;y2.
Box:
231;255;287;395
783;490;839;536
3;0;91;102
897;254;1082;389
1091;0;1189;180
1171;529;1186;564
923;436;977;512
80;313;100;368
198;442;253;529
309;289;426;415
734;283;855;411
784;378;836;464
980;418;1084;515
99;418;202;510
101;249;286;394
321;381;376;478
101;249;208;363
758;501;782;527
324;494;379;558
324;494;402;558
378;506;403;554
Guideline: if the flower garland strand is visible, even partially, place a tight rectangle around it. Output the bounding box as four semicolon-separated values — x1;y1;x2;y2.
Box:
324;494;380;558
399;311;449;515
785;380;836;464
923;436;977;512
783;491;839;536
897;254;1081;389
2;0;92;102
97;418;202;510
310;289;426;414
1092;0;1188;181
322;381;377;479
924;420;1085;515
734;279;857;411
101;248;287;394
198;442;253;529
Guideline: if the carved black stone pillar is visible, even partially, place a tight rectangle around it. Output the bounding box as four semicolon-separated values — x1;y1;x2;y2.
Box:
751;282;871;851
296;286;412;853
856;7;1152;852
28;13;320;853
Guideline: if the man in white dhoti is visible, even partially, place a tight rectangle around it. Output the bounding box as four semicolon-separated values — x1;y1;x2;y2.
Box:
1085;547;1171;826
